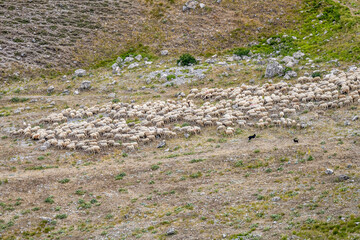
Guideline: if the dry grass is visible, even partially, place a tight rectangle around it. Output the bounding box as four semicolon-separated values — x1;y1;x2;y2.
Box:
0;0;301;72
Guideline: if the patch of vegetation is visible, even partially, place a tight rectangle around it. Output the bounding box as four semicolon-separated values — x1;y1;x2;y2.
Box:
294;215;360;239
115;172;126;180
234;47;250;57
235;0;360;62
189;158;205;163
58;178;70;184
10;97;29;103
177;53;197;66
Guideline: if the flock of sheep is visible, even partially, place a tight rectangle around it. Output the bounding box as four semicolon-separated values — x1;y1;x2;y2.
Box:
12;69;360;153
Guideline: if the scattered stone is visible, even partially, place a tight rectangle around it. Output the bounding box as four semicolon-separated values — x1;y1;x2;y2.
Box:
205;58;216;64
80;81;91;90
352;116;359;121
116;57;123;64
184;133;190;139
265;61;284;78
47;86;55;94
74;90;79;95
166;228;176;236
39;145;48;151
157;140;166;148
124;57;134;63
183;0;198;11
272;197;281;202
160;50;169;56
62;75;67;81
62;89;70;95
74;69;86;77
344;121;350;126
347;164;352;169
14;108;22;114
325;169;334;175
128;63;139;69
293;51;305;59
338;175;350;181
284;71;298;80
135;55;142;61
108;93;116;98
199;3;205;8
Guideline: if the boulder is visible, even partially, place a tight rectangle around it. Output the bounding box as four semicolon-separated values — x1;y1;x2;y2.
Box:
293;51;305;59
265;61;284;78
74;69;86;77
47;86;55;94
80;81;91;90
160;50;169;56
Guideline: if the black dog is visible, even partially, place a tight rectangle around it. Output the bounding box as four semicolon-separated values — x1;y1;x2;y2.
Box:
248;134;256;142
293;138;299;143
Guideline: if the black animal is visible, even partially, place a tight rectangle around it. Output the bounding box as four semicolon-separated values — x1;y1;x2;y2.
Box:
293;138;299;143
248;134;256;142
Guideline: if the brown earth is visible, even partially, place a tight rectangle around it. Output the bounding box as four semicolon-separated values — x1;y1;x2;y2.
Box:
0;0;301;71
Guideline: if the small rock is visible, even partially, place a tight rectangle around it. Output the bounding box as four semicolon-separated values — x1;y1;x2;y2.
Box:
166;227;176;236
184;133;190;139
14;108;22;114
184;0;198;10
344;121;350;126
47;86;55;94
124;57;134;63
338;175;350;181
352;116;359;121
199;3;205;8
157;140;166;148
347;164;352;169
293;51;305;59
80;81;91;90
62;89;70;95
74;69;86;77
39;145;48;151
135;55;142;61
325;169;334;175
74;90;79;95
160;50;169;56
116;57;123;64
272;197;281;202
128;63;139;69
108;93;116;98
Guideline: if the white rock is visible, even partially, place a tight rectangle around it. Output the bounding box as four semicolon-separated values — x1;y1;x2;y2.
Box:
135;55;142;61
160;50;169;56
325;169;334;175
128;63;139;69
74;69;86;77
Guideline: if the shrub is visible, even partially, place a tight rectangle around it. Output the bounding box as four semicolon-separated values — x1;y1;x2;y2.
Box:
177;53;197;66
234;47;250;57
166;75;176;81
312;72;321;78
115;172;126;180
55;214;67;219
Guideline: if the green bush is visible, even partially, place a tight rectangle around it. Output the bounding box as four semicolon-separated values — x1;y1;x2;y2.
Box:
177;54;197;66
312;72;321;78
234;47;250;57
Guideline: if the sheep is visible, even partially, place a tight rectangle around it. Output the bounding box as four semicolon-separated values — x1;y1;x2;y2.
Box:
15;69;360;153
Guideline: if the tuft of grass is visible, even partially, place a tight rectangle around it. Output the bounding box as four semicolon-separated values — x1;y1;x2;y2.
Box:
58;178;70;184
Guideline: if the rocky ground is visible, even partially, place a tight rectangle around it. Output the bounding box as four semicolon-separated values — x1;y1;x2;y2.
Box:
1;49;360;239
1;0;360;239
